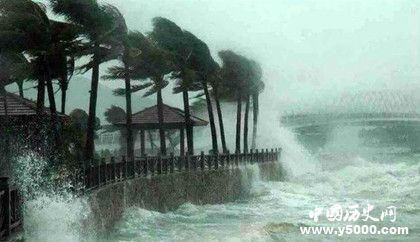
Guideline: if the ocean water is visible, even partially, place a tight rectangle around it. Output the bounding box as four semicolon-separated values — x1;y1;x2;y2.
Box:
106;156;419;241
16;126;420;241
106;126;420;242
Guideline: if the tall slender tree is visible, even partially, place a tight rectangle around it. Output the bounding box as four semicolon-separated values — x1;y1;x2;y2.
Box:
0;0;78;151
249;61;264;149
151;17;221;154
50;0;127;161
218;50;250;153
242;60;262;153
181;32;220;153
150;18;196;154
107;32;174;156
210;73;228;153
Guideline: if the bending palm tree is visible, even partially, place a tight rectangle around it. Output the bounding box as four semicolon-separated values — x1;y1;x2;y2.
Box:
106;32;174;156
219;50;250;153
151;17;221;155
50;0;127;161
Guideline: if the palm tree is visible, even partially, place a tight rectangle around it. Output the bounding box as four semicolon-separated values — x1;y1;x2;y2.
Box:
242;60;263;153
209;73;228;153
50;0;127;161
104;30;147;159
0;0;78;149
249;61;264;150
218;50;250;153
0;0;48;113
48;20;78;114
151;17;222;155
183;32;220;154
107;32;175;156
0;52;31;97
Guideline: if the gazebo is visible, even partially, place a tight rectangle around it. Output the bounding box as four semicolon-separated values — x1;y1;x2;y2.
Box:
0;91;66;126
115;104;208;156
0;91;66;176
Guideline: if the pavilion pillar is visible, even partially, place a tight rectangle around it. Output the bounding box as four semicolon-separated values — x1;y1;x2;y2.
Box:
180;128;185;156
140;130;145;157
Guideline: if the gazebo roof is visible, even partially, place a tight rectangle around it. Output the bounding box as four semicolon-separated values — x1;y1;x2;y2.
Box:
115;104;208;130
0;91;64;118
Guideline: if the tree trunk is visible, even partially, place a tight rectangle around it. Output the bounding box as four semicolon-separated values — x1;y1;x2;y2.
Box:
183;90;194;155
214;86;227;153
235;91;242;153
60;75;68;114
46;76;61;147
36;78;45;116
251;93;259;149
179;128;185;156
124;56;134;162
202;80;218;153
243;94;250;153
17;82;24;98
84;44;100;161
157;88;167;155
0;87;10;176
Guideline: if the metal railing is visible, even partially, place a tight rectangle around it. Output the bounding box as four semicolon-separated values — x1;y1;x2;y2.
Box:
82;148;282;191
0;177;22;240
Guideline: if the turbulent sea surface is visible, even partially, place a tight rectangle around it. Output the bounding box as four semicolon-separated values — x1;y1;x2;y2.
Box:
106;127;420;242
18;126;420;242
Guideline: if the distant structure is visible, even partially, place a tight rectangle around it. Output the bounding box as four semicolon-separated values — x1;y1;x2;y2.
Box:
0;91;66;175
98;104;208;156
0;92;54;121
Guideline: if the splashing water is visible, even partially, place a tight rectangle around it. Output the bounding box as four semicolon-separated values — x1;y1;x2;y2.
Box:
107;120;420;241
11;152;91;242
11;122;420;241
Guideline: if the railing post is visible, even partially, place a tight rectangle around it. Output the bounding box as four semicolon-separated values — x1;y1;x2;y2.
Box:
111;157;116;182
226;150;230;167
255;149;260;163
261;149;265;163
122;156;127;179
82;161;88;189
144;157;149;176
150;157;155;175
207;153;212;170
265;149;269;162
200;151;205;171
100;158;106;185
0;177;11;237
170;153;175;173
164;156;169;174
129;156;134;178
235;151;239;167
220;153;225;167
270;149;274;162
192;155;197;171
157;155;162;175
178;154;183;172
215;153;219;170
250;149;254;164
89;160;95;188
185;153;190;171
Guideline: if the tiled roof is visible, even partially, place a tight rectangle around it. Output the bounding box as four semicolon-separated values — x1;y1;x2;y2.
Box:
116;104;208;128
0;91;51;116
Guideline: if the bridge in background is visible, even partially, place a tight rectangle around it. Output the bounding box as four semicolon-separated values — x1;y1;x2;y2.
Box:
281;90;420;129
280;90;420;152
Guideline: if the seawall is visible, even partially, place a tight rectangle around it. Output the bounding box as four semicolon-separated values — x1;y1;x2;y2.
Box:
85;162;283;234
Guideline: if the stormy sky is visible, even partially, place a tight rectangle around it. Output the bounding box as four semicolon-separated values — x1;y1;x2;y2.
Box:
35;0;420;111
95;0;420;107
